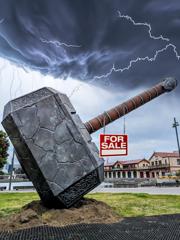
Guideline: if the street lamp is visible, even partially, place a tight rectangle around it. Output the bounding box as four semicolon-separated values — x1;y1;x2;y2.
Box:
172;117;180;157
8;149;15;191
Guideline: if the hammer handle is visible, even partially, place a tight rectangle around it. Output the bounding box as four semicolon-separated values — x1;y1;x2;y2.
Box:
84;79;177;134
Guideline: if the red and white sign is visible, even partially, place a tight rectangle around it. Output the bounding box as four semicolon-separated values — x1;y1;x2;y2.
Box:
99;134;128;157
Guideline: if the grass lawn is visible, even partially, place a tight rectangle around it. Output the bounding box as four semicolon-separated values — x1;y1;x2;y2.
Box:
87;193;180;217
0;192;39;218
0;192;180;218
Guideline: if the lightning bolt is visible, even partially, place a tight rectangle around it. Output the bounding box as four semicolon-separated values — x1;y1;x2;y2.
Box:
70;11;180;97
69;84;83;98
118;11;170;42
0;59;5;72
40;38;81;48
92;11;180;82
10;68;15;100
21;64;30;73
93;44;180;80
0;59;6;91
40;37;82;98
14;69;23;98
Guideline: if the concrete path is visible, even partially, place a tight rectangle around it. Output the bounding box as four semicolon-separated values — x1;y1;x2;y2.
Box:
0;186;180;195
91;186;180;195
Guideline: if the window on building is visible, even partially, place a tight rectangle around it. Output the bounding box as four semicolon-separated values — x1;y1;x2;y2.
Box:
162;172;165;176
159;161;162;165
113;172;116;178
165;159;167;165
146;172;150;178
140;172;144;178
117;164;120;168
152;162;154;166
109;172;112;178
118;172;121;178
143;164;145;167
105;172;107;178
155;161;158;165
177;159;180;165
122;172;126;178
152;172;155;178
128;171;131;178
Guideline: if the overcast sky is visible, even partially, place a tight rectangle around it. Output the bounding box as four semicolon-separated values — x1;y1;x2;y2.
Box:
0;0;179;163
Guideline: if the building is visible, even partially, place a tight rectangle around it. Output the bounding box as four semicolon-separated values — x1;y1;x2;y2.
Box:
149;151;180;178
104;159;150;179
104;151;180;179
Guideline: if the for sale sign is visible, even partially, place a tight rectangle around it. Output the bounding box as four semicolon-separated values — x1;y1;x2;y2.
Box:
99;134;128;157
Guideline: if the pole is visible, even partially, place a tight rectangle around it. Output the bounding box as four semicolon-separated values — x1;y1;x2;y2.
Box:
9;149;15;191
123;117;126;135
173;117;180;157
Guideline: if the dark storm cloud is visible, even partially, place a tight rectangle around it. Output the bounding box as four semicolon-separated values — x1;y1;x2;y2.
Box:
0;0;180;90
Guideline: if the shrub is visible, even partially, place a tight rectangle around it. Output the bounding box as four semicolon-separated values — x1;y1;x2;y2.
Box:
0;130;9;170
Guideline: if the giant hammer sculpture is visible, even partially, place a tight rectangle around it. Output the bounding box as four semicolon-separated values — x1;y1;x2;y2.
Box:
2;77;177;208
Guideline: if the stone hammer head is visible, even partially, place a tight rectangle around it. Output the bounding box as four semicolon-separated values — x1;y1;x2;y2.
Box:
2;88;104;208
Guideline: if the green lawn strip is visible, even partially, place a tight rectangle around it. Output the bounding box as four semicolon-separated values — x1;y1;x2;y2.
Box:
87;193;180;217
0;192;39;218
0;192;180;218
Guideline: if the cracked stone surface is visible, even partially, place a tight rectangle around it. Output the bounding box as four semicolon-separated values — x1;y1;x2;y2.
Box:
2;87;104;208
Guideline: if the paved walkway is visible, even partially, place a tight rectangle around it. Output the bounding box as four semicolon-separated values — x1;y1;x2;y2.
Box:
91;186;180;195
0;187;180;195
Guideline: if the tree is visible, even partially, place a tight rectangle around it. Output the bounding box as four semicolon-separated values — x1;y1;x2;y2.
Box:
0;130;9;171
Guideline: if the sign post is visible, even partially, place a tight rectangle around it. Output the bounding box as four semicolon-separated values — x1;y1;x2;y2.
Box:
99;134;128;157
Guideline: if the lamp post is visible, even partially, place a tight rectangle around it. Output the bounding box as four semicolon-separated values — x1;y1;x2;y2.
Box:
8;149;15;191
172;117;180;157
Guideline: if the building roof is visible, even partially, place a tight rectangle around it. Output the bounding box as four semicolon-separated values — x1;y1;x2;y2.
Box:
149;151;180;159
104;151;180;167
117;159;149;165
104;159;148;167
104;162;116;167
